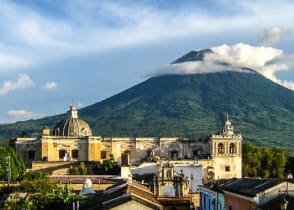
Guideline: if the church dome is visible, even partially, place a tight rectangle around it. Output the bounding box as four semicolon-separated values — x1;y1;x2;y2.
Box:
53;104;93;137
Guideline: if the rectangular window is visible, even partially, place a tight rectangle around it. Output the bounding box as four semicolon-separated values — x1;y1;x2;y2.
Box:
101;151;107;159
225;166;231;172
59;150;66;160
71;150;79;159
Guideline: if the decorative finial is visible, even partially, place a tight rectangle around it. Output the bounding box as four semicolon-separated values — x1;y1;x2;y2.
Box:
68;102;78;118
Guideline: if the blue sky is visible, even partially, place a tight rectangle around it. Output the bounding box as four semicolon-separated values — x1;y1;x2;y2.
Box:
0;0;294;123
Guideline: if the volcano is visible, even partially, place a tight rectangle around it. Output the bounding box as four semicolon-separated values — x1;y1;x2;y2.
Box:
1;49;294;152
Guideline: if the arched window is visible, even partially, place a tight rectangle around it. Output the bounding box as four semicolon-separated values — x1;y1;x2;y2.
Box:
55;128;60;136
59;149;66;160
121;151;130;166
193;149;203;158
229;143;236;154
218;143;224;154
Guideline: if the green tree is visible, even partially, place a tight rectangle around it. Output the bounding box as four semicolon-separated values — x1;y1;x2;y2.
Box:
258;147;273;178
16;172;87;209
20;178;55;194
0;146;25;181
243;142;261;177
19;171;55;194
25;181;86;210
243;142;289;178
271;147;289;178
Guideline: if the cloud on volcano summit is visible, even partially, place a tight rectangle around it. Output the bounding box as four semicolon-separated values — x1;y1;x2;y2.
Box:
152;43;294;90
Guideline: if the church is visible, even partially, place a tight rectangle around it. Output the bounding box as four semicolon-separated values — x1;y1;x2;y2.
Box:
14;104;242;179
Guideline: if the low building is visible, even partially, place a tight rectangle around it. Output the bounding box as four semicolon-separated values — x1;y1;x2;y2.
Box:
222;178;294;210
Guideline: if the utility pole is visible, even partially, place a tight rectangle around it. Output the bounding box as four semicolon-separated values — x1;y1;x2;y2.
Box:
6;156;11;187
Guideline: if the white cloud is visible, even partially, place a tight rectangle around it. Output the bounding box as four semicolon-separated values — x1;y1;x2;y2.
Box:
0;74;34;95
152;61;252;77
210;43;284;72
210;43;294;90
152;43;294;90
259;26;291;45
6;110;39;119
0;1;294;71
43;81;58;90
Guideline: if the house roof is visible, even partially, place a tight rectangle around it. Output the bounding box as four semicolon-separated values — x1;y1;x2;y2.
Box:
102;194;163;210
78;180;163;210
78;182;128;210
222;178;282;197
199;178;237;193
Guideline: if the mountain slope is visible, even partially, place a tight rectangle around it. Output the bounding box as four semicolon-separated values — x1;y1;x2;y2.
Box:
0;51;294;153
80;72;294;146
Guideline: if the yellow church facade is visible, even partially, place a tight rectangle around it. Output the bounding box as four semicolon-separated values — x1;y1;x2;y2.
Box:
15;104;242;179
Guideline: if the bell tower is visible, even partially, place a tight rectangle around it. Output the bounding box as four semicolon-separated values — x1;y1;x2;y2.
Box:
209;115;242;178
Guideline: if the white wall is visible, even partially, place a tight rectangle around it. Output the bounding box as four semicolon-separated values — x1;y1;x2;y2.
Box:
173;164;203;193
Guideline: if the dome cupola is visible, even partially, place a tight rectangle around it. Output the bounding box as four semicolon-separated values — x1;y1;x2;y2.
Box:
53;104;93;137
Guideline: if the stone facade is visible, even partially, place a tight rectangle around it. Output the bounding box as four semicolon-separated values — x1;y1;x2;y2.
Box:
14;105;242;179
